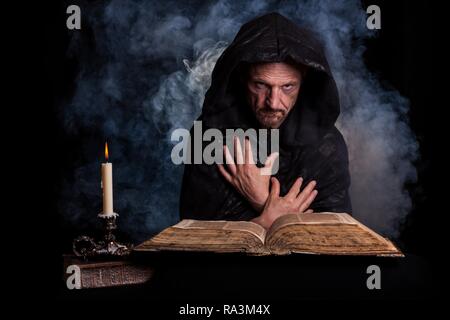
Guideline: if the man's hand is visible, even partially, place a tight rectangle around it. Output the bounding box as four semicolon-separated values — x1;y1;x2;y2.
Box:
251;177;318;229
217;136;279;212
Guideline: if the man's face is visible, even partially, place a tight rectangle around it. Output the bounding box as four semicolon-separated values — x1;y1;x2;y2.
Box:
246;62;303;129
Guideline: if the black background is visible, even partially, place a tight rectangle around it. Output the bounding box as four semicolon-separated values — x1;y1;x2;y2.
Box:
27;0;439;304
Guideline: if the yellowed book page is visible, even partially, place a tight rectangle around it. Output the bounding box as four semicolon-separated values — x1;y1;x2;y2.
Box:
223;221;267;244
296;212;356;224
266;212;355;241
173;219;228;229
348;219;401;252
297;212;399;252
173;219;266;244
135;219;266;254
267;216;403;256
172;220;265;242
267;224;401;255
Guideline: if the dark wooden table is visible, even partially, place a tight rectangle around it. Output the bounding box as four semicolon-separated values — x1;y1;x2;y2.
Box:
58;252;437;301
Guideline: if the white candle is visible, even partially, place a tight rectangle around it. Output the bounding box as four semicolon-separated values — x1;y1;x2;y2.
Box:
101;142;114;216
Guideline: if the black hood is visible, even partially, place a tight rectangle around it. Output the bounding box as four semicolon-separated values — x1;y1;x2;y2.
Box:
200;12;340;147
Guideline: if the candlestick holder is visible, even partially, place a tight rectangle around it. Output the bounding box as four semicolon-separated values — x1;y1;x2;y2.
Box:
72;212;133;258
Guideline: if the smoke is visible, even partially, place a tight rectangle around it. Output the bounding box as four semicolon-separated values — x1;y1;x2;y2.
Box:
59;0;417;241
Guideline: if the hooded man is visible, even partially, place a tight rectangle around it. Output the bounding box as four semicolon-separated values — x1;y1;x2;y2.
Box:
179;12;352;229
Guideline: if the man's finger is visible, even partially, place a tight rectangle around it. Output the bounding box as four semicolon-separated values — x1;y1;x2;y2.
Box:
285;177;303;200
269;177;280;198
295;180;316;204
299;190;318;213
304;209;314;214
217;164;233;183
223;145;236;175
234;136;244;165
261;152;279;176
244;138;255;165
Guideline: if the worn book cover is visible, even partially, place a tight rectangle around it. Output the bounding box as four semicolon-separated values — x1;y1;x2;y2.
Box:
63;255;155;289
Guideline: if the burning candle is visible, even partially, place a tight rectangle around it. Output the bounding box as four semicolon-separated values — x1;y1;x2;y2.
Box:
101;142;115;216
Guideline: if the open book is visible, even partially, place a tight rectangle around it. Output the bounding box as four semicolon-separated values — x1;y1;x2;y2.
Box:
135;212;403;257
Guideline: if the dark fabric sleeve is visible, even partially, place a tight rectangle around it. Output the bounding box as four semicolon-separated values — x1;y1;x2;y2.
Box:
308;128;352;214
179;162;259;221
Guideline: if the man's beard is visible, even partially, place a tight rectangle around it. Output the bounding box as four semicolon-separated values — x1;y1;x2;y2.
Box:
256;108;287;128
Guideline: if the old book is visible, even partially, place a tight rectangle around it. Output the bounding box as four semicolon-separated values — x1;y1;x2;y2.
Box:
63;255;155;289
135;213;403;257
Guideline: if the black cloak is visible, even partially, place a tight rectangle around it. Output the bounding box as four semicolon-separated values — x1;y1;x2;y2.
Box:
179;12;352;221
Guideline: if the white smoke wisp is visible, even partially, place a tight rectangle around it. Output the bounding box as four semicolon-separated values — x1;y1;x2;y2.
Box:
183;41;229;110
150;40;228;135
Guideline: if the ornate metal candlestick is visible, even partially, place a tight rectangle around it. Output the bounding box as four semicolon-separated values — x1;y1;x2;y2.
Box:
72;142;132;258
73;212;133;258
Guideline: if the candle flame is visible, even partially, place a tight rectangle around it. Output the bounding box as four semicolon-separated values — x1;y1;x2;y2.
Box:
105;142;109;162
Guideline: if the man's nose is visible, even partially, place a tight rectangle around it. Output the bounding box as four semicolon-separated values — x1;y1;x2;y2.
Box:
265;87;282;110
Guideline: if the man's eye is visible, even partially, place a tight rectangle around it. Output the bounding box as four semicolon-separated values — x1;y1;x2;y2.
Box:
282;84;293;90
255;82;266;89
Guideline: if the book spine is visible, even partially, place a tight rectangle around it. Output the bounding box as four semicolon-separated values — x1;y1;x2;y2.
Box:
72;264;154;289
